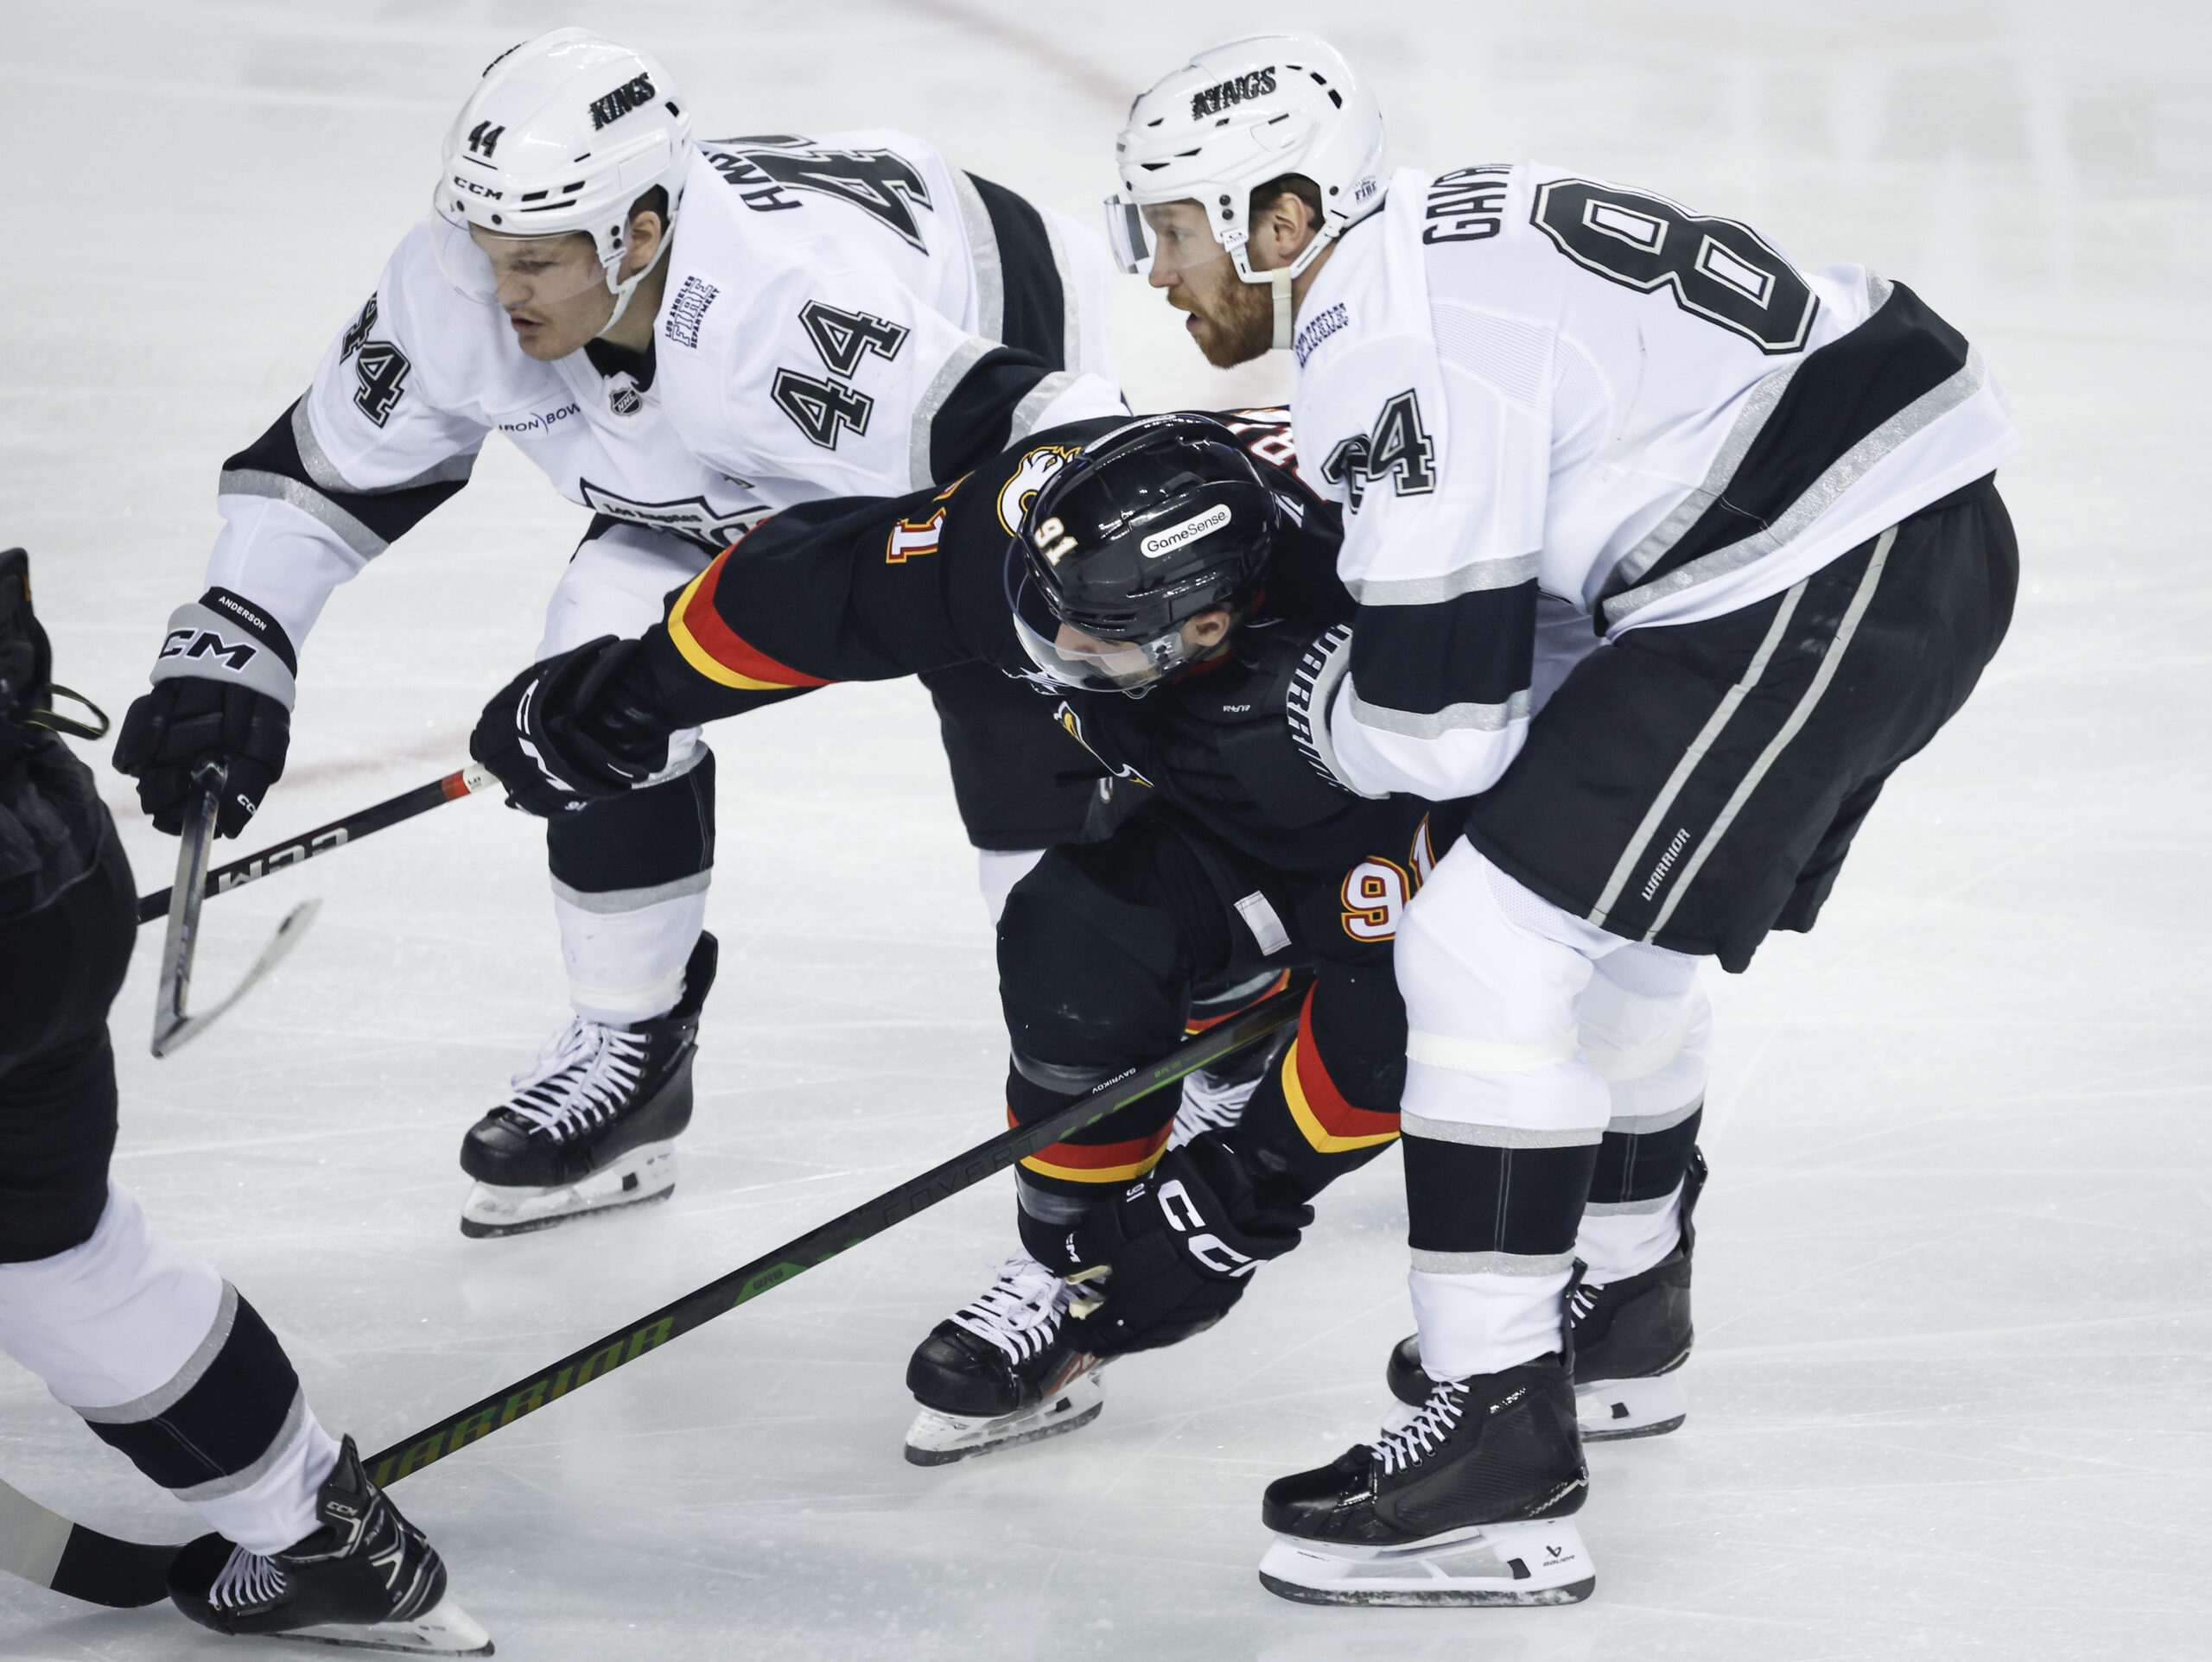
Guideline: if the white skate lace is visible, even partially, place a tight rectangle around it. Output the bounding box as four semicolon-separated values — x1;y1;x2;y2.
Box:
503;1018;650;1140
1167;1065;1260;1149
948;1255;1070;1365
209;1544;287;1612
1371;1380;1466;1476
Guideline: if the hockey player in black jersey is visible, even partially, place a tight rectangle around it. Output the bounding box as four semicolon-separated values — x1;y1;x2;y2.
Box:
467;411;1596;1574
0;552;486;1653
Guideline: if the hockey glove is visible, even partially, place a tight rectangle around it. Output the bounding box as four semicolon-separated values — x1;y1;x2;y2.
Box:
471;637;674;817
114;587;298;838
114;682;289;839
1065;1132;1313;1356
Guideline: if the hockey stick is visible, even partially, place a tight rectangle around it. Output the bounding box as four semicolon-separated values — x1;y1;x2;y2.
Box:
137;763;496;925
0;1475;175;1608
0;985;1304;1608
149;761;319;1058
361;983;1307;1488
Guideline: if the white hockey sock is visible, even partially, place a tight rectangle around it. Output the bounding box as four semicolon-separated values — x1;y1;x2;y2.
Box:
1408;1266;1573;1380
0;1183;338;1553
552;879;709;1024
1576;1180;1684;1286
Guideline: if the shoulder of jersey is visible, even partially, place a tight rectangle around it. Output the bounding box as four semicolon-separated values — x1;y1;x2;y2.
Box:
684;129;958;261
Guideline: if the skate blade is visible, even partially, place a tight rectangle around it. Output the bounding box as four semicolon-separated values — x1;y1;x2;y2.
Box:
1258;1518;1594;1607
904;1367;1106;1466
460;1143;676;1239
1577;1370;1687;1441
274;1593;493;1655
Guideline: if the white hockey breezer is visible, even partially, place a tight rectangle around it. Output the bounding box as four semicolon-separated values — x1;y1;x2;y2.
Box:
1258;1516;1594;1608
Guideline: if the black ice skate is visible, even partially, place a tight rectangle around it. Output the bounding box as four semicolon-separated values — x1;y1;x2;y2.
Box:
1386;1148;1707;1440
1257;1354;1593;1607
904;1255;1105;1465
459;933;717;1237
168;1435;491;1654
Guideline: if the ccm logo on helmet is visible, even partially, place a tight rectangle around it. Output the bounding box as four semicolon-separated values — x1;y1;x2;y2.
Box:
1190;67;1277;120
1141;504;1230;558
589;73;657;131
450;175;503;200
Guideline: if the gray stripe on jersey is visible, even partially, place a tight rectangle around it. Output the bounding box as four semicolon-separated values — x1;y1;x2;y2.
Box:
76;1284;238;1425
1603;349;1986;629
1587;582;1806;928
1344;551;1541;606
1040;208;1082;372
219;468;386;560
172;1390;305;1503
909;336;997;491
1607;1095;1706;1136
950;170;1004;345
549;870;711;913
290;399;475;497
1604;360;1802;598
1402;1114;1602;1149
1866;268;1895;313
1642;526;1896;941
1409;1248;1580;1276
1008;370;1079;442
1346;685;1530;739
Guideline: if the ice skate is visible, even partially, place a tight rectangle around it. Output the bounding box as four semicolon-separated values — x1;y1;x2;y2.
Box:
459;935;715;1238
904;1255;1106;1464
168;1436;492;1654
1258;1354;1592;1607
1387;1149;1706;1439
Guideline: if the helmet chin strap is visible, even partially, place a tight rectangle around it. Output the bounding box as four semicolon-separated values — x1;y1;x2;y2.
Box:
601;231;673;333
1272;269;1295;352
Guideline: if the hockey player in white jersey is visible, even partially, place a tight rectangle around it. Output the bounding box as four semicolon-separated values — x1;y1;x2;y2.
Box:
1106;35;2020;1604
111;29;1128;1237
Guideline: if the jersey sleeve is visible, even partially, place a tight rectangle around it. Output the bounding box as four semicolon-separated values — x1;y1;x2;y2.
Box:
1301;330;1550;802
207;226;489;650
691;261;1122;506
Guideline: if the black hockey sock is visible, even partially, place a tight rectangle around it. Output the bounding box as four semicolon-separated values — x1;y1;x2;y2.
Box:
1590;1105;1701;1214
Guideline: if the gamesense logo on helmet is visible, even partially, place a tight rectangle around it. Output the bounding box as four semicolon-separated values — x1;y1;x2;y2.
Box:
1141;504;1232;558
1190;67;1277;119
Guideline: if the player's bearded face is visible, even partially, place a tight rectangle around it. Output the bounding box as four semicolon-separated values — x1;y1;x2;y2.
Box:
1144;204;1273;369
470;229;617;360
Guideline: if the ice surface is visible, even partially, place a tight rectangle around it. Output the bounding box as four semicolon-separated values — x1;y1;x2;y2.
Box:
3;2;2209;1657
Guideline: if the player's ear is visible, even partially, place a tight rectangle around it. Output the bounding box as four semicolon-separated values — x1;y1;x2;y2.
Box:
1187;608;1235;649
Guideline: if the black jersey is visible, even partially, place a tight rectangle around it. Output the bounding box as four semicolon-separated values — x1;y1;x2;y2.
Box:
630;409;1461;875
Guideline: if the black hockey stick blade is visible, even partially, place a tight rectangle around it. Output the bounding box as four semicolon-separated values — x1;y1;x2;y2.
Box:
0;1474;174;1608
137;762;494;925
364;983;1307;1488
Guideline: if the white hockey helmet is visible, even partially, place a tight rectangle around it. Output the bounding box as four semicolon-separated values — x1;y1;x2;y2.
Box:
432;29;694;322
1107;32;1384;339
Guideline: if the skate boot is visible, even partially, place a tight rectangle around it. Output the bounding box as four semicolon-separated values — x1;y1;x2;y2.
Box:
1386;1147;1707;1440
1168;971;1294;1148
904;1255;1105;1465
1258;1354;1593;1606
459;933;717;1237
168;1435;491;1653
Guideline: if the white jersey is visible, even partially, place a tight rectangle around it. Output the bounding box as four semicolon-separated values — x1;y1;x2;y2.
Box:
1294;163;2021;802
206;132;1124;652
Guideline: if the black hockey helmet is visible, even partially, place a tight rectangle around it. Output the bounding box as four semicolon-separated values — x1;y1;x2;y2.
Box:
1008;414;1286;691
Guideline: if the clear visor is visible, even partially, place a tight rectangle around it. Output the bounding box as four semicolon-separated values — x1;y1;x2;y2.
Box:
431;196;613;308
1013;606;1200;693
1102;195;1152;276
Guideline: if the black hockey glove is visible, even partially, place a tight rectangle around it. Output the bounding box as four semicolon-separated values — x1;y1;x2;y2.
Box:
471;636;675;817
114;682;289;839
114;587;298;838
1065;1132;1313;1357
